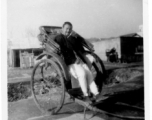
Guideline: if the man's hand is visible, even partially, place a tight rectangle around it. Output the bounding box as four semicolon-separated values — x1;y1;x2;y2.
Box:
90;48;95;53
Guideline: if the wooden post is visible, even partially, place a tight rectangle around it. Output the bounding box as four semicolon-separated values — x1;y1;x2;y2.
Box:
32;49;34;67
13;50;15;67
19;50;21;68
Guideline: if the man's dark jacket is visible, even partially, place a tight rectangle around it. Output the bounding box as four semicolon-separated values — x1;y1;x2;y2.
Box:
54;33;94;65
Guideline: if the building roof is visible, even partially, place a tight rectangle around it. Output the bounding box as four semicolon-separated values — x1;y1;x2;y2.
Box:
120;33;143;38
9;37;42;50
137;32;143;37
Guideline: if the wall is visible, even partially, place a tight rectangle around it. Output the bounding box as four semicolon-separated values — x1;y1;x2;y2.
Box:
20;52;34;68
93;38;121;61
92;36;143;62
8;48;43;68
120;37;143;62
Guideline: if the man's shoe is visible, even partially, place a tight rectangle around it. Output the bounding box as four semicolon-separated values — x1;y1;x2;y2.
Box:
83;96;92;104
93;94;102;103
93;94;109;104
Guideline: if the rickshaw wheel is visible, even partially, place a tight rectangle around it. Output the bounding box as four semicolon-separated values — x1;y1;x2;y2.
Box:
31;59;65;115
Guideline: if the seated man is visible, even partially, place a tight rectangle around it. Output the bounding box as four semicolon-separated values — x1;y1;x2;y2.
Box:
54;22;99;103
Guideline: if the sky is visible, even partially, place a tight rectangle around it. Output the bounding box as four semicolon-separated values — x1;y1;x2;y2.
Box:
7;0;143;39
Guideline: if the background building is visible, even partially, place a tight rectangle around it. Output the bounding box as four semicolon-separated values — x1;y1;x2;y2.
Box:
93;32;143;63
7;37;43;68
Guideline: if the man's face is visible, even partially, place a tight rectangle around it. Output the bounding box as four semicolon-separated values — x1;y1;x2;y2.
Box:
62;24;72;37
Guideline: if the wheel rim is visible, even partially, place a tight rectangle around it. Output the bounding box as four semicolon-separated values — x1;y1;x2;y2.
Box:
31;59;65;114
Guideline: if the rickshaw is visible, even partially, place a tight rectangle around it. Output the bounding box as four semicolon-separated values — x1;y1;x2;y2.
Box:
31;26;144;120
31;26;106;115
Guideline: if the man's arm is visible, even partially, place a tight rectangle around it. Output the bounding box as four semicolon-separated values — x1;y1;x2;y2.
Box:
69;31;94;52
78;35;94;52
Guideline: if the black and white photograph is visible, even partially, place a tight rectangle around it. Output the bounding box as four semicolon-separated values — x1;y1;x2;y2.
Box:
2;0;149;119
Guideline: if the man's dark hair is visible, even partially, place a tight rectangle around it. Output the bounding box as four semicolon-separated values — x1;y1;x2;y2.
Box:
63;22;73;28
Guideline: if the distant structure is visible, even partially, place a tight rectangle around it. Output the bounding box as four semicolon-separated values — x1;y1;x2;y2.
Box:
7;25;143;68
7;37;43;68
137;25;143;37
93;25;143;63
7;26;61;68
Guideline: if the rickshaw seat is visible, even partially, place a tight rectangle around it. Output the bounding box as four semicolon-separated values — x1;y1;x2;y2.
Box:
39;26;62;35
37;26;62;54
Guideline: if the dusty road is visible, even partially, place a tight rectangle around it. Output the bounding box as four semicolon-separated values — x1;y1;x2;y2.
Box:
8;62;144;120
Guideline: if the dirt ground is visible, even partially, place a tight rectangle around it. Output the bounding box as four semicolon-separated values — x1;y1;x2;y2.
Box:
8;67;32;79
7;63;144;120
7;63;143;102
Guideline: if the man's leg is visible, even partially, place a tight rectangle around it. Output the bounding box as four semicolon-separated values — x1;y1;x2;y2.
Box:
69;64;88;96
82;64;99;96
69;64;93;104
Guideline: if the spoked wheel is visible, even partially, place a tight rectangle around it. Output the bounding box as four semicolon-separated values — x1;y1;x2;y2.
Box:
31;59;65;115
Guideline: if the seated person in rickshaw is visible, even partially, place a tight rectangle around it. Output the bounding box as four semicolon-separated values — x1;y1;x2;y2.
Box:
54;22;100;104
